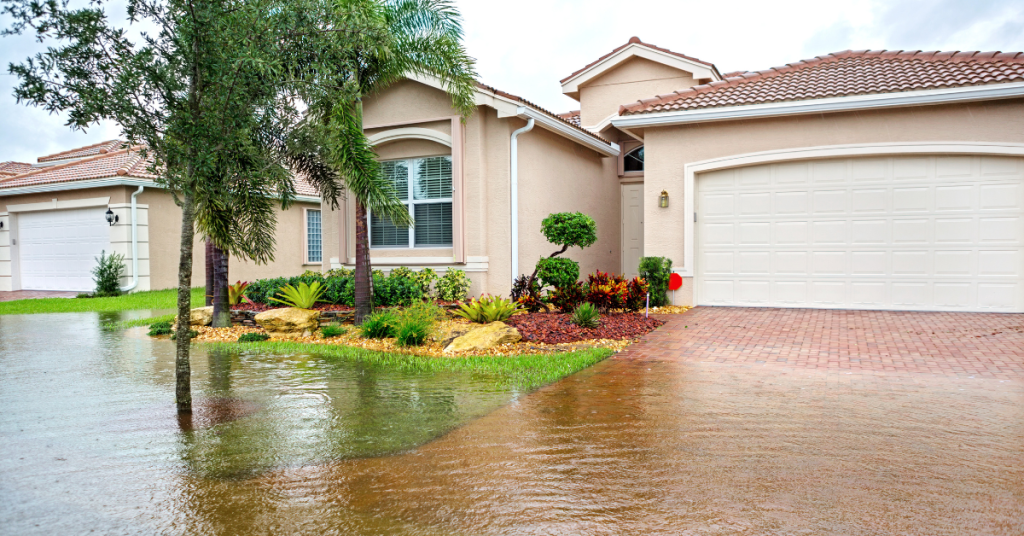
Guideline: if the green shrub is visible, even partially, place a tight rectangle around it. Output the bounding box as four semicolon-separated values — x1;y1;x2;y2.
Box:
244;276;289;304
171;329;199;341
320;324;346;338
323;276;355;306
237;332;270;343
92;250;125;297
373;270;423;307
549;281;586;313
414;267;439;297
269;281;325;309
436;269;472;302
454;295;522;324
325;267;353;278
147;320;173;336
536;257;580;290
541;212;598;251
639;257;673;307
571;302;600;329
360;309;400;339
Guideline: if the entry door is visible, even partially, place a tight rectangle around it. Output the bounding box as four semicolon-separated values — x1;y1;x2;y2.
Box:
621;184;644;278
696;155;1024;312
18;208;111;291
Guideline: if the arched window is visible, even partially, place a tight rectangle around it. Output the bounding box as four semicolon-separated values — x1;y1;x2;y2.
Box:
624;146;644;172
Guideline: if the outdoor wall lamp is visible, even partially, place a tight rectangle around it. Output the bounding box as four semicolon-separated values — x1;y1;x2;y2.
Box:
105;208;119;226
659;190;669;208
0;221;3;229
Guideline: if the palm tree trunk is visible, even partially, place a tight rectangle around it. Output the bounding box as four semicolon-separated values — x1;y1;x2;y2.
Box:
175;192;196;414
204;240;214;306
211;244;231;327
354;200;372;323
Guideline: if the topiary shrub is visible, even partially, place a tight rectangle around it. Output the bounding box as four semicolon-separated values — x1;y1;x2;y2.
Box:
436;269;472;302
238;333;270;343
92;250;125;297
639;257;673;307
523;212;597;304
536;257;580;291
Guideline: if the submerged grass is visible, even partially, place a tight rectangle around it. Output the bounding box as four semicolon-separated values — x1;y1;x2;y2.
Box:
204;340;613;391
0;288;205;316
101;313;176;331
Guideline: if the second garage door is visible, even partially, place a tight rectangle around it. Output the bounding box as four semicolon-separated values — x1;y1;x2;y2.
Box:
18;207;111;291
696;155;1024;312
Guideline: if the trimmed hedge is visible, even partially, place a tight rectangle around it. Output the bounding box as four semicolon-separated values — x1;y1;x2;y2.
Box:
245;267;455;308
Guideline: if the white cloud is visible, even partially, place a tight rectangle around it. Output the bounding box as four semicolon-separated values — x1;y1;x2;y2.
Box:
1;0;1021;163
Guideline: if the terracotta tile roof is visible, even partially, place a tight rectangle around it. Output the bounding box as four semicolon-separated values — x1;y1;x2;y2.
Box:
0;146;157;189
621;50;1024;115
0;161;35;177
36;140;126;163
475;82;613;144
2;142;321;198
561;36;717;84
558;110;581;127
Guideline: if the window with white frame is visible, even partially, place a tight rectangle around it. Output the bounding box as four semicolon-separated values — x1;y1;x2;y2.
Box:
371;156;453;248
306;209;322;263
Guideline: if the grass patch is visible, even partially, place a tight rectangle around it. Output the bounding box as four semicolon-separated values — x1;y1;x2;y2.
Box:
204;340;613;391
101;313;176;331
0;288;205;316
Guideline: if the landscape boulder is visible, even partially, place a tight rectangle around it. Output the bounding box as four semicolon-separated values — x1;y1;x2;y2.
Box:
254;308;321;339
443;321;521;354
176;306;213;327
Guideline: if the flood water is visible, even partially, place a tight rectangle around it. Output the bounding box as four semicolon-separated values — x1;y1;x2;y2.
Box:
1;311;1022;535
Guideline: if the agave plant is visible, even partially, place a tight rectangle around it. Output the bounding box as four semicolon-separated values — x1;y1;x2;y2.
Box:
268;281;325;310
228;281;250;305
454;295;523;324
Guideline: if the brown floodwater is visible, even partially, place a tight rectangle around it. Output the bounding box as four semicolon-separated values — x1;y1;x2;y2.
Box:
1;311;1022;535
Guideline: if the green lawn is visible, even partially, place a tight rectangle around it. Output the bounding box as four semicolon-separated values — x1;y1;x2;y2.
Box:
0;288;205;315
205;340;613;391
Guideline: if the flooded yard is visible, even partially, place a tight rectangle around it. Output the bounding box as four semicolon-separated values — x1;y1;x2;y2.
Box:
1;310;1022;535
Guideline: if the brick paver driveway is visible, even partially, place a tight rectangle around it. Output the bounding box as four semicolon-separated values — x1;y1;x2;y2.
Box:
0;290;78;302
619;307;1024;380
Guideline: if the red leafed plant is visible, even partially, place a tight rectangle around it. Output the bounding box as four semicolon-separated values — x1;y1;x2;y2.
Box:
548;281;586;313
623;277;649;312
585;271;628;311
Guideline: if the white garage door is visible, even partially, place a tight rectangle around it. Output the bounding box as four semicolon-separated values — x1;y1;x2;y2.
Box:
696;155;1024;312
19;208;111;291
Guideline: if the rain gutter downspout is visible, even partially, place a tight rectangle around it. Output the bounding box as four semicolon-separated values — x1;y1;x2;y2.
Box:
510;117;535;282
120;185;144;292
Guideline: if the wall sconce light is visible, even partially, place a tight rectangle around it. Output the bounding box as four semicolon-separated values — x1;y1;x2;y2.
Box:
0;220;4;229
659;190;669;208
105;208;119;226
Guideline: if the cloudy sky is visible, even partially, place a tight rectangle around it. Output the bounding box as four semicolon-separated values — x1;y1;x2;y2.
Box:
1;0;1022;163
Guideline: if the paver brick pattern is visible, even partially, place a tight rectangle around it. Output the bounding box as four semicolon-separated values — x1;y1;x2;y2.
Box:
618;307;1024;380
0;290;78;302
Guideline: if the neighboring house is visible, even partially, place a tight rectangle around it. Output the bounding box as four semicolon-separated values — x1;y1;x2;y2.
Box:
0;142;322;292
6;38;1024;314
332;38;1024;313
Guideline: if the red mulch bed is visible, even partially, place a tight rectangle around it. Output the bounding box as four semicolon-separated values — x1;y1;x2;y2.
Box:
505;312;663;344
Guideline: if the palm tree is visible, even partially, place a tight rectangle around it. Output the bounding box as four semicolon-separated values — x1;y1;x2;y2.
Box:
294;0;476;323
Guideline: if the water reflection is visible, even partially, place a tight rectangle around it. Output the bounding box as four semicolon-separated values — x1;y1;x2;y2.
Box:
1;311;1022;535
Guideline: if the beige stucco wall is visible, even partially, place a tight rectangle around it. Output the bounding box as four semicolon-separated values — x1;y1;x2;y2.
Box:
640;97;1024;305
579;57;697;127
517;120;621;283
142;188;320;290
324;79;620;299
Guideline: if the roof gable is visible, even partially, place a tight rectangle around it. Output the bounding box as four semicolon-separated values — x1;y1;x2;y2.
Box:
561;37;720;100
620;49;1024;116
36;140;125;163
